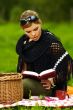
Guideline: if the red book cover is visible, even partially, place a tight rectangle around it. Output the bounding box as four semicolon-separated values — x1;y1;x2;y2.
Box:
22;69;56;80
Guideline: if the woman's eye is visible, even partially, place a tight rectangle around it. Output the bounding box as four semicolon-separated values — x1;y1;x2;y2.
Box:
26;31;31;33
34;27;38;31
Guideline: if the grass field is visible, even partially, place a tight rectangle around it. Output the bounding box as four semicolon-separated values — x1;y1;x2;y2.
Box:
0;22;73;110
0;22;73;73
0;106;73;110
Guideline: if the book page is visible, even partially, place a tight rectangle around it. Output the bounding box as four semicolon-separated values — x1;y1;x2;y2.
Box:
22;71;38;77
40;69;55;76
22;69;56;79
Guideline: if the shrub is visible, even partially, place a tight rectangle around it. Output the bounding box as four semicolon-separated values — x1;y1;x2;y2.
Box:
10;6;23;22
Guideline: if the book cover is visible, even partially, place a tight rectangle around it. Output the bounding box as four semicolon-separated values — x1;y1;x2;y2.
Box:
22;69;56;80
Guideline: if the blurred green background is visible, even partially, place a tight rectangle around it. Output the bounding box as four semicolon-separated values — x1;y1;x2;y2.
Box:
0;0;73;72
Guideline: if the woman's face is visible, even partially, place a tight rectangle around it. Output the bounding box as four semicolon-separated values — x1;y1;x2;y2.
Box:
23;23;42;41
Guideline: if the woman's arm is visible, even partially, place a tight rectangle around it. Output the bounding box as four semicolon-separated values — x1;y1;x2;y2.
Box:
49;40;73;90
17;55;27;73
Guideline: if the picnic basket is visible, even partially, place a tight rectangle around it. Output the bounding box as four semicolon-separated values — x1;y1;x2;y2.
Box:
0;73;23;104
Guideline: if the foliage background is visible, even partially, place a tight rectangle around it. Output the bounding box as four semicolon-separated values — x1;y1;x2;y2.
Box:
0;1;73;110
0;0;73;72
0;0;73;22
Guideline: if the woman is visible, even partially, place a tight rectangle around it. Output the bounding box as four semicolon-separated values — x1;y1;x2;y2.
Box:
16;10;73;98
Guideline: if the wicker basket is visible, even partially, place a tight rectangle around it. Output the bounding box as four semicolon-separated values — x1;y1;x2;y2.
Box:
0;73;23;104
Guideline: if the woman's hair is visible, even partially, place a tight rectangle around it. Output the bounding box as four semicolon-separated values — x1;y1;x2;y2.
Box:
20;10;41;28
20;10;39;19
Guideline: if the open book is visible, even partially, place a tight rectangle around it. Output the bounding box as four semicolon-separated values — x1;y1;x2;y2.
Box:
22;69;56;80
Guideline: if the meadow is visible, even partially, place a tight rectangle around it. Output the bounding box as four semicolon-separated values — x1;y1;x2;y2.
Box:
0;22;73;73
0;22;73;110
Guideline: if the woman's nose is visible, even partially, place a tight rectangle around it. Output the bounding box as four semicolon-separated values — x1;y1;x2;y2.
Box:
31;31;35;36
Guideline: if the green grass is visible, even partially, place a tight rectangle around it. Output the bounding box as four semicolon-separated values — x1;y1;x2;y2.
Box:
0;23;23;72
0;22;73;73
0;106;73;110
0;22;73;110
1;106;73;110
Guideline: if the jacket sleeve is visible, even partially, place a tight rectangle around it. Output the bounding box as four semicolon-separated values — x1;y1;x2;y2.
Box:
16;35;26;55
16;35;27;72
49;36;73;90
17;55;27;73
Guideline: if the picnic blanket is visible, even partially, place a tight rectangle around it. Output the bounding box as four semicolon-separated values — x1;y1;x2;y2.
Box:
0;86;73;108
0;95;73;108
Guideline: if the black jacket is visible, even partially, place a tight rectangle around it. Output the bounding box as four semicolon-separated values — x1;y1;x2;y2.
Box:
16;29;73;91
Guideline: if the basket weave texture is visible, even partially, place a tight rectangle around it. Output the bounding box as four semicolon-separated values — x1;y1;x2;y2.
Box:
0;73;23;104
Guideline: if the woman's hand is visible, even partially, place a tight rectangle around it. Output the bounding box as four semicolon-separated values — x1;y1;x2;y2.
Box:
41;79;52;90
41;78;56;90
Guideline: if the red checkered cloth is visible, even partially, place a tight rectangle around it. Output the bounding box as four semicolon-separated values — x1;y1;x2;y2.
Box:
0;95;73;108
